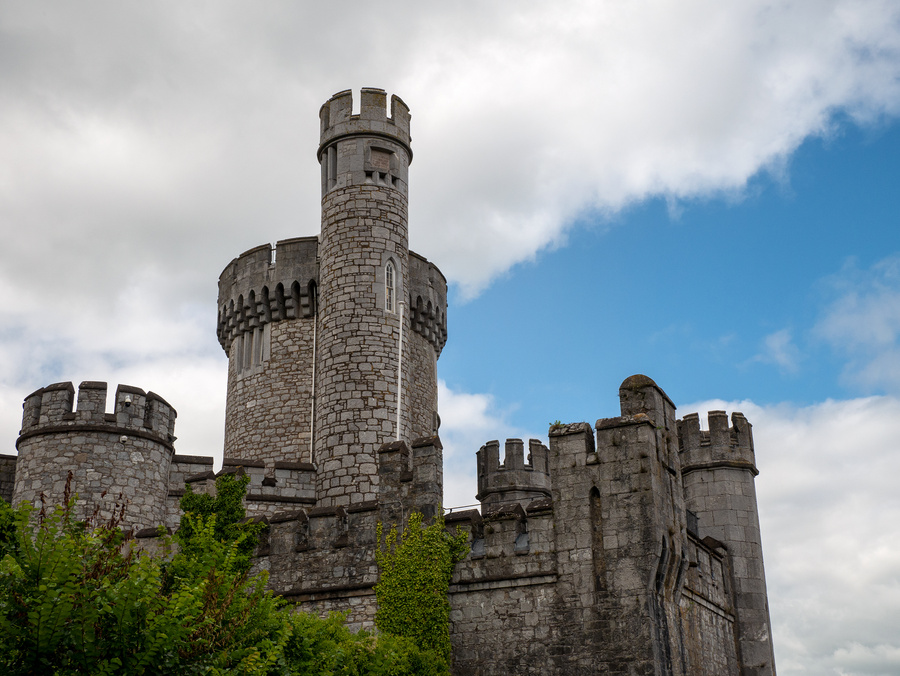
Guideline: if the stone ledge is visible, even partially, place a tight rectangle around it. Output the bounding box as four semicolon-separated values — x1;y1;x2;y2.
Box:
246;494;316;505
449;572;557;594
281;583;375;602
172;455;215;465
16;424;175;452
681;460;759;477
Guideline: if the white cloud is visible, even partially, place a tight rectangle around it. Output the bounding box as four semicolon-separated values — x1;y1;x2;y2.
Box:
683;396;900;676
1;0;897;449
817;255;900;392
0;6;898;672
755;328;802;373
437;380;543;509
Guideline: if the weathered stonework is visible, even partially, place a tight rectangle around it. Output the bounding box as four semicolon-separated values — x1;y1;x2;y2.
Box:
4;89;776;675
0;453;16;504
13;381;176;531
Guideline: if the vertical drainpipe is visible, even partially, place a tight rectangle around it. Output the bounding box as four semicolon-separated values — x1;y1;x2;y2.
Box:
309;304;317;465
396;300;405;441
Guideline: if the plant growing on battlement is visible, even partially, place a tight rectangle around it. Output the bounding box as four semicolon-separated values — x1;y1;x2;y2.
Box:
374;511;469;668
177;471;264;574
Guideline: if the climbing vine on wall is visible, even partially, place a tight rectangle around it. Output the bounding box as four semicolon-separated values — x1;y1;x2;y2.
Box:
374;511;469;666
177;472;263;574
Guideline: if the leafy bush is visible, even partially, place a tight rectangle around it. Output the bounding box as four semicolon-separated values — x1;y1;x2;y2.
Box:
176;472;264;574
0;475;449;675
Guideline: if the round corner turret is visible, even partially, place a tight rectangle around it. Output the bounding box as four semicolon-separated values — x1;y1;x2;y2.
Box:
14;381;177;530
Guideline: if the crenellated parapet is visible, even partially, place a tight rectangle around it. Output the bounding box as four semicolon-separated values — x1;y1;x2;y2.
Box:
14;381;177;531
678;410;757;475
217;236;319;352
18;381;176;447
408;252;448;355
318;88;412;194
476;438;552;512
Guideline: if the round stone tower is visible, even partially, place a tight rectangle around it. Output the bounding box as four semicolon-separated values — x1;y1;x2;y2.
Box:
217;237;319;466
14;381;177;531
217;89;447;506
315;88;444;506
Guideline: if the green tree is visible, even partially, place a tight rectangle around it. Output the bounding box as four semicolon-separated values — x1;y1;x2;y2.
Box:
0;476;448;675
374;511;469;667
0;485;287;675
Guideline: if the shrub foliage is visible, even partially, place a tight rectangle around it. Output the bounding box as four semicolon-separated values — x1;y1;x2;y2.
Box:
0;475;447;675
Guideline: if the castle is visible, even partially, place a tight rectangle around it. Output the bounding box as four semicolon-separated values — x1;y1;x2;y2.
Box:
0;89;777;676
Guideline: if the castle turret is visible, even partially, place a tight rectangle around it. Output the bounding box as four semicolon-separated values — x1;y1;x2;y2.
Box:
476;438;551;512
679;410;777;676
217;237;319;465
314;89;445;507
216;89;446;508
14;381;177;531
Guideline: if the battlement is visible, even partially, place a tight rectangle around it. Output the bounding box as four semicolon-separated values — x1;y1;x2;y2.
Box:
18;381;176;448
476;438;552;511
217;236;319;352
318;88;412;161
678;410;757;474
408;252;448;354
15;381;177;530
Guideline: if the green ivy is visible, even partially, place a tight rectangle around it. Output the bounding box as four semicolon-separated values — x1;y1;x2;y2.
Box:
177;472;264;575
374;511;469;669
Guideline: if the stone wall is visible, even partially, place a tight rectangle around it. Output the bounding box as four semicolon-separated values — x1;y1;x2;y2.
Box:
0;453;16;504
249;436;444;631
444;376;765;676
225;319;316;465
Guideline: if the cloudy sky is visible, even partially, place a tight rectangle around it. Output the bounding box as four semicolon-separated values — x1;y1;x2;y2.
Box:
2;1;900;673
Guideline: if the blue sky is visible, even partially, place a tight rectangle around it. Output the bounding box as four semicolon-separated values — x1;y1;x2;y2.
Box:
2;2;900;674
445;120;900;422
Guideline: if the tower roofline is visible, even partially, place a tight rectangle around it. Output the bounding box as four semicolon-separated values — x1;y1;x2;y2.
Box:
317;88;412;163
